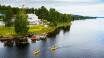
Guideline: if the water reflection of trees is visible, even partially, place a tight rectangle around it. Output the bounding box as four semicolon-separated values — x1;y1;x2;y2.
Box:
40;41;48;58
47;25;71;38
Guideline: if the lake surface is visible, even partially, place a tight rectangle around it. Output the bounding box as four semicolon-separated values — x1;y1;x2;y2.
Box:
0;18;104;58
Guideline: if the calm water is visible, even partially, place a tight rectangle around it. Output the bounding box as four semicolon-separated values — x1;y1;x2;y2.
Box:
0;18;104;58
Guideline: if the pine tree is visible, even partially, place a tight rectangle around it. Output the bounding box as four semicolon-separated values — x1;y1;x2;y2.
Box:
3;8;13;27
15;9;29;35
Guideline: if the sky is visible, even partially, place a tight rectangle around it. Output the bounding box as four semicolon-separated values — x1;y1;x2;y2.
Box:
0;0;104;17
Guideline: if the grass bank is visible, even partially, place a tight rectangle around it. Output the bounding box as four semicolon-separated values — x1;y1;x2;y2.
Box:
0;25;52;37
0;22;71;37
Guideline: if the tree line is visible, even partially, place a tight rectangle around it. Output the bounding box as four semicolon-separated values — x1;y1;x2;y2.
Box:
34;6;96;26
34;6;72;26
0;5;34;14
0;5;96;35
0;5;96;27
0;5;34;27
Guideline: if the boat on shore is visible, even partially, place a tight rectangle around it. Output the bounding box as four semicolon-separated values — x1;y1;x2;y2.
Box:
31;34;47;42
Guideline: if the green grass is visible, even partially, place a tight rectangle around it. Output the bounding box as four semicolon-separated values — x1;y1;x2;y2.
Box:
0;22;71;37
29;25;53;35
57;22;71;28
0;25;53;36
0;26;16;37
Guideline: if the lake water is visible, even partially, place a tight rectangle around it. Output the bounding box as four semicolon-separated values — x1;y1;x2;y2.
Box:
0;18;104;58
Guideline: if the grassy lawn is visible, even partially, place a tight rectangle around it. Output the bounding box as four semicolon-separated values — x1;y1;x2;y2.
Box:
0;22;71;37
28;25;53;35
56;22;71;28
0;25;53;37
0;26;15;37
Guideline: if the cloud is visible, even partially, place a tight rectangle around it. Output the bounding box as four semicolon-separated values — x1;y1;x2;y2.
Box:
0;0;104;17
52;3;104;17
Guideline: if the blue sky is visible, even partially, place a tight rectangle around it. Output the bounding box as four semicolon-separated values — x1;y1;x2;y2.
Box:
0;0;104;17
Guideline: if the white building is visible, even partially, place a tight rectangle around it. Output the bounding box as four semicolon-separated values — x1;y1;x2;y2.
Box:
0;14;42;26
0;13;5;26
27;14;42;25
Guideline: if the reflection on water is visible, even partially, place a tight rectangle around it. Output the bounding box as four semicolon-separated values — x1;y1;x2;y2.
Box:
1;18;104;58
0;42;4;48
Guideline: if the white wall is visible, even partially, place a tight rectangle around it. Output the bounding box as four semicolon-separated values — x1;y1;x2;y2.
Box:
27;14;42;25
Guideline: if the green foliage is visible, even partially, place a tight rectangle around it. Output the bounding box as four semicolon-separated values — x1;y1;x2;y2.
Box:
0;26;15;36
3;8;14;27
15;9;29;35
0;16;3;20
35;6;49;20
26;8;34;14
0;5;34;14
34;6;72;26
0;5;96;37
29;25;53;35
0;5;35;27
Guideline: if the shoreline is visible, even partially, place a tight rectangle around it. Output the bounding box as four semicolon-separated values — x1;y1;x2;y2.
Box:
0;22;71;47
47;23;71;37
0;23;71;41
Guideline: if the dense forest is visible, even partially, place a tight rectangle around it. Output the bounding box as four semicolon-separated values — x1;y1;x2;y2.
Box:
0;5;34;26
34;6;72;26
0;5;97;37
0;5;34;14
34;6;96;26
0;5;96;27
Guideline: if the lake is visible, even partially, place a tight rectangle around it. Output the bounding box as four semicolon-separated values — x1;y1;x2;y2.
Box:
0;18;104;58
